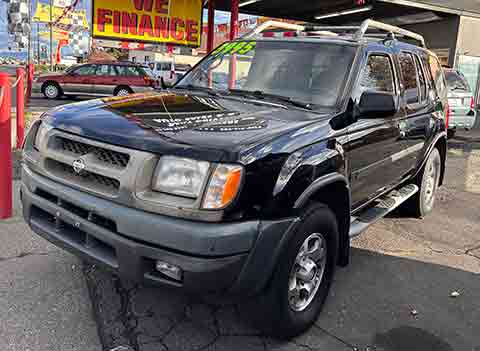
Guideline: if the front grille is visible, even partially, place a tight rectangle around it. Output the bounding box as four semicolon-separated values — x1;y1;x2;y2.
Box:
45;158;120;196
57;136;130;168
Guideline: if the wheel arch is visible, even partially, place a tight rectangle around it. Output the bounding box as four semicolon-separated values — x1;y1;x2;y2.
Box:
434;135;447;186
294;173;351;267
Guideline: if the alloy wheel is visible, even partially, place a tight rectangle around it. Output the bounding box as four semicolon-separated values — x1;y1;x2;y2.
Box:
288;233;327;312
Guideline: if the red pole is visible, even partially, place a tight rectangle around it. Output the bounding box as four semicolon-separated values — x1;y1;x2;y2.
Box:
207;0;215;54
0;72;12;219
16;68;25;149
228;0;239;89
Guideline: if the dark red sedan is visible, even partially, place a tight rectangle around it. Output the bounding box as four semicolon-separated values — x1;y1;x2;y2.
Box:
34;61;158;99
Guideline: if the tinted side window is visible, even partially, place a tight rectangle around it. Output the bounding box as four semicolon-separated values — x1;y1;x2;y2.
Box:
399;52;419;104
74;65;96;75
360;55;395;93
414;56;427;102
116;66;141;76
96;65;116;76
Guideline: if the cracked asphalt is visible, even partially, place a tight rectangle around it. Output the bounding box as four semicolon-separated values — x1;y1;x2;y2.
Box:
82;130;480;351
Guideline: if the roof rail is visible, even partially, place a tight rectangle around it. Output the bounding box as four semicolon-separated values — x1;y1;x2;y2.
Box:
241;20;305;39
354;19;426;47
241;19;426;48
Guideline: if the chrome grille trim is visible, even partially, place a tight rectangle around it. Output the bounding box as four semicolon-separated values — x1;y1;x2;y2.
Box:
40;130;154;199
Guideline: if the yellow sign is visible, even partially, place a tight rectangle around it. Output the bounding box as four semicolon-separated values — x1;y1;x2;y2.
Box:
38;30;70;41
92;0;202;47
33;3;89;27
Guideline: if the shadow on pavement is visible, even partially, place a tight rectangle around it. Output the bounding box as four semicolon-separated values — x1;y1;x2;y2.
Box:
83;247;479;351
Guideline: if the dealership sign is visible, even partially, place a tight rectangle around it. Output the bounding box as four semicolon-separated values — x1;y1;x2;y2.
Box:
92;0;202;47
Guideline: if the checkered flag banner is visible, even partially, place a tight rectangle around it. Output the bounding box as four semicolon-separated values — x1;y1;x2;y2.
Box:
69;31;89;57
6;0;30;47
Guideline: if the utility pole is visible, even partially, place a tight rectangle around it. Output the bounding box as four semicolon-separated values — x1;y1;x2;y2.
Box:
27;0;32;66
49;0;53;71
37;23;40;64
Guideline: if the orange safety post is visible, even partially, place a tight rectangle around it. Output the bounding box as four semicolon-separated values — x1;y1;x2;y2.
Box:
0;72;12;219
16;67;25;148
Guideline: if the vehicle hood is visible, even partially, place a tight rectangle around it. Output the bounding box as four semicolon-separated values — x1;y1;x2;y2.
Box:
45;91;329;163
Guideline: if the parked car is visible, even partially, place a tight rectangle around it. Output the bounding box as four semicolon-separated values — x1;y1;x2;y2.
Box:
148;61;192;85
444;68;477;138
34;61;158;99
21;20;447;338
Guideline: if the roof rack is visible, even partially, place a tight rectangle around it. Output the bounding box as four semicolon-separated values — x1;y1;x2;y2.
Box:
242;19;426;48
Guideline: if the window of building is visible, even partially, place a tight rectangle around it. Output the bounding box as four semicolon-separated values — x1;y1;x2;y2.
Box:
399;52;420;104
359;55;395;93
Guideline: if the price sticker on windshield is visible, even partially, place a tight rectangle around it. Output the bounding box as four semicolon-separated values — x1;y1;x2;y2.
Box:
211;41;256;56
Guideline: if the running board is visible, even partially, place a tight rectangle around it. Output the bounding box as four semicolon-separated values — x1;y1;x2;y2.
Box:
349;184;419;238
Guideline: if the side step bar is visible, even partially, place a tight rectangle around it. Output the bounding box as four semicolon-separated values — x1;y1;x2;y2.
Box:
349;184;419;238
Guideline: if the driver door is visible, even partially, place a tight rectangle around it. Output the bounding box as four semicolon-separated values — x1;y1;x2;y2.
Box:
63;64;96;95
346;52;405;210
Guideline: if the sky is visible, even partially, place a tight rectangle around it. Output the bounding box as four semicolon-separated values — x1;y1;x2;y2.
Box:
0;0;254;53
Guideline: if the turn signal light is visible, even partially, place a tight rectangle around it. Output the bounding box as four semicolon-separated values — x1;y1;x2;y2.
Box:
445;103;450;130
470;97;475;110
202;164;243;209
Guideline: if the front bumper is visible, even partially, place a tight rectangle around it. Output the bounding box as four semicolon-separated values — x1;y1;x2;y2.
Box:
21;165;296;295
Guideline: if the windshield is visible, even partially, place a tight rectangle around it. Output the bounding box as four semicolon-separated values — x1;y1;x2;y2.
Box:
177;40;356;108
445;70;471;92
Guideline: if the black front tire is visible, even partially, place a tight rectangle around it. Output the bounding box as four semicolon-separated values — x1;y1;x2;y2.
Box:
249;203;339;339
114;86;133;96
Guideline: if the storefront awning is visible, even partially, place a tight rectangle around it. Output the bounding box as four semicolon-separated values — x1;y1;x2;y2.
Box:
210;0;480;23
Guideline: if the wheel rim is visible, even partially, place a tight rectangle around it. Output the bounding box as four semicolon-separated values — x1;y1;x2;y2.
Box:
424;156;440;209
117;89;130;96
45;85;58;98
288;233;327;312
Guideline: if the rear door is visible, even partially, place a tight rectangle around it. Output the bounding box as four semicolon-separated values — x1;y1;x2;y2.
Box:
92;64;118;95
394;51;431;172
347;49;405;209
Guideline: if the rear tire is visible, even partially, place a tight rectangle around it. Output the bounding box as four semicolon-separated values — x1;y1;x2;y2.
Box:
42;82;62;99
406;148;442;218
114;86;133;96
447;129;456;139
249;203;339;339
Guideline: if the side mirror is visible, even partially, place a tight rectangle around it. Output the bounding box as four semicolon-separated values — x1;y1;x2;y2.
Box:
357;91;397;118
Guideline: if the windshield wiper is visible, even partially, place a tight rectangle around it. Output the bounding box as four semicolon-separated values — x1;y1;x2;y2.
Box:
229;89;313;110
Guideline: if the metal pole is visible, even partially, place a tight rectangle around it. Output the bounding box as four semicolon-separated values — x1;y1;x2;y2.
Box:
228;0;239;89
49;0;53;71
207;0;215;54
37;23;40;64
27;0;32;66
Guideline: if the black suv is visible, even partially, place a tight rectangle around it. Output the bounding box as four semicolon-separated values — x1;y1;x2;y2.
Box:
21;20;448;338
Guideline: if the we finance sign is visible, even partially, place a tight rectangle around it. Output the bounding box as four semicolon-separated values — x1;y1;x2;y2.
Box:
92;0;202;47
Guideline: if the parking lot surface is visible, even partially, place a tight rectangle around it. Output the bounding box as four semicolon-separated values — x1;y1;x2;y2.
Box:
83;130;480;351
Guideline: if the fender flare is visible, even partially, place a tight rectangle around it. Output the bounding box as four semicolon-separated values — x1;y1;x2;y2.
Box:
294;172;351;209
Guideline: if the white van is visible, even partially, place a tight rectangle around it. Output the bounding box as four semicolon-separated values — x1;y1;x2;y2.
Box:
148;61;192;85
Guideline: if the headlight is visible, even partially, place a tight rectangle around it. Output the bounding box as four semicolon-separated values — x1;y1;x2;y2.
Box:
152;156;210;198
34;121;53;150
202;164;243;209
